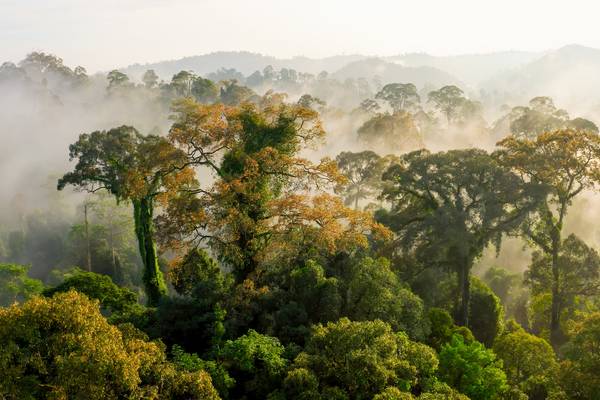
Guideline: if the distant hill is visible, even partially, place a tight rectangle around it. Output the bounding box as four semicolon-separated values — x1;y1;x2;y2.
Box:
483;45;600;108
121;51;367;80
118;46;600;112
387;51;541;85
332;58;461;88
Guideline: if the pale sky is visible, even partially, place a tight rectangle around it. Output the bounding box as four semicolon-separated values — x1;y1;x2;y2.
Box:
2;0;600;72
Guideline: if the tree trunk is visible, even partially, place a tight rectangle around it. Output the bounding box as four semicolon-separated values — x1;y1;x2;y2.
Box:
133;197;167;306
84;202;92;272
550;241;562;348
457;258;471;326
109;227;117;278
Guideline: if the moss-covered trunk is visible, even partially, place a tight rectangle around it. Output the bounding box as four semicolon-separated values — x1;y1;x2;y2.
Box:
133;197;167;306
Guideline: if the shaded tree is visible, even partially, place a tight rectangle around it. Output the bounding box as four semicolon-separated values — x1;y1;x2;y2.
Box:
43;269;137;314
0;263;43;306
560;312;600;399
220;330;287;399
468;278;504;347
525;234;600;341
497;129;600;346
379;149;541;325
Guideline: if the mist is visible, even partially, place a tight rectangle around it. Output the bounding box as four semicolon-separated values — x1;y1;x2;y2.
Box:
4;45;600;280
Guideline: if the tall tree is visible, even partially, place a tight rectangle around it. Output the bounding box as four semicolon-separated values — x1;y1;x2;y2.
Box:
170;70;196;97
191;76;219;103
357;111;423;152
493;322;559;399
375;83;421;112
334;150;383;209
219;80;256;105
379;149;541;325
525;234;600;339
57;126;196;305
142;69;159;89
492;96;598;140
160;95;386;282
427;85;466;125
497;129;600;347
106;70;130;89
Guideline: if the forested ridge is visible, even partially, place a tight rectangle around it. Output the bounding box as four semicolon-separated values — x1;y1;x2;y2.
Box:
3;52;600;400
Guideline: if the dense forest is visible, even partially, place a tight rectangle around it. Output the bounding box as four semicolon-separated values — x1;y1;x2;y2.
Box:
3;50;600;400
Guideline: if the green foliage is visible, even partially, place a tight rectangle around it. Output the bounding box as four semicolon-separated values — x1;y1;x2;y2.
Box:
426;308;474;351
438;335;507;400
139;298;226;355
273;260;342;343
171;344;234;398
493;323;559;399
344;257;429;340
0;291;220;400
192;76;219;103
560;312;600;399
270;256;429;345
221;329;287;399
219;80;256;105
11;62;600;400
43;269;137;314
497;128;600;347
107;69;130;89
170;248;232;298
379;148;541;326
373;387;415;399
285;318;438;399
0;263;43;306
468;278;504;347
525;234;600;341
58;125;194;305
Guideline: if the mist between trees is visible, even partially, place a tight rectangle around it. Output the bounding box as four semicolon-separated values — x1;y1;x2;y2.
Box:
2;50;600;399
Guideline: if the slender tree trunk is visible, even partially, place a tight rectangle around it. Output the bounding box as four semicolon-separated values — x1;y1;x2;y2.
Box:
84;202;92;272
133;197;167;306
109;227;117;278
457;257;471;326
550;201;566;348
550;240;562;348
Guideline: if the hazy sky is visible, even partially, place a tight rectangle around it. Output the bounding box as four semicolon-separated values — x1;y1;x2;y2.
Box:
2;0;600;72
